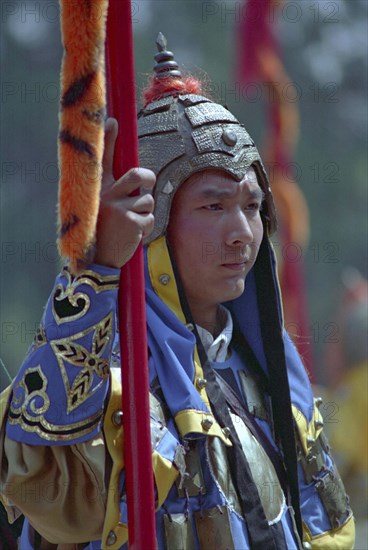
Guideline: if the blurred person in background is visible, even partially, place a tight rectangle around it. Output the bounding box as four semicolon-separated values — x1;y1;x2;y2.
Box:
322;268;368;523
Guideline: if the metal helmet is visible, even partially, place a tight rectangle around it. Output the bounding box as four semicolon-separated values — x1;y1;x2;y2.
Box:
138;34;277;242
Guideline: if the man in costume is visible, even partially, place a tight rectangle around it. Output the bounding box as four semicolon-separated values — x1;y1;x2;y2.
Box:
0;40;354;549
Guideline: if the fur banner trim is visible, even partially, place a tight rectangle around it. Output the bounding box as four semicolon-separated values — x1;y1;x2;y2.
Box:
58;0;108;272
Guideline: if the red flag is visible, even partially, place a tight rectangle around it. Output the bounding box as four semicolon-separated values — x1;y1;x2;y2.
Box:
237;0;315;379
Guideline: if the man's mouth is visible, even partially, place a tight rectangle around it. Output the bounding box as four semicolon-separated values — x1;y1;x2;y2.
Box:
221;260;249;271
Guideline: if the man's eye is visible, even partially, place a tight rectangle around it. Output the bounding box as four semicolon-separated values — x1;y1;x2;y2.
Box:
203;203;222;211
246;202;261;212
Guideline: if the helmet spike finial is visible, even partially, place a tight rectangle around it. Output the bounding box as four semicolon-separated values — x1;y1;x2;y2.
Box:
154;32;182;79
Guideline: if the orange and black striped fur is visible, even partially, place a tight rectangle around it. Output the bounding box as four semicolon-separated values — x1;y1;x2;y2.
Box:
58;0;108;272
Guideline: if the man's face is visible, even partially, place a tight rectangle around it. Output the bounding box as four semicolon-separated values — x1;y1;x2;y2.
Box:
167;167;264;318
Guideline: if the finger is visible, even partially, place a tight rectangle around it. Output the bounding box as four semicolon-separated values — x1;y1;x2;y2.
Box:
126;211;155;238
123;193;154;214
111;168;156;198
142;213;155;238
102;118;118;181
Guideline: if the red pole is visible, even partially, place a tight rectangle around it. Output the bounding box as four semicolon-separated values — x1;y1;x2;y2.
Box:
105;1;156;548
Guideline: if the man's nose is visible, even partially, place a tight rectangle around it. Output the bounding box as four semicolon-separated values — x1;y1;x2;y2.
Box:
224;211;254;247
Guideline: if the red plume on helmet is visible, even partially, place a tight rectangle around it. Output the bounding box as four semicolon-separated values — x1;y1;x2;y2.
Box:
143;32;203;106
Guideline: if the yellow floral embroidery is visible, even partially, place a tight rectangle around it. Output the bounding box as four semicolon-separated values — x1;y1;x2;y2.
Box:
52;267;119;325
51;313;113;413
8;365;103;441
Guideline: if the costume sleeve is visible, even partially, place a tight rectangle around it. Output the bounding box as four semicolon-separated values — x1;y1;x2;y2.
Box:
0;264;119;544
284;331;355;549
0;265;181;547
5;264;120;446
